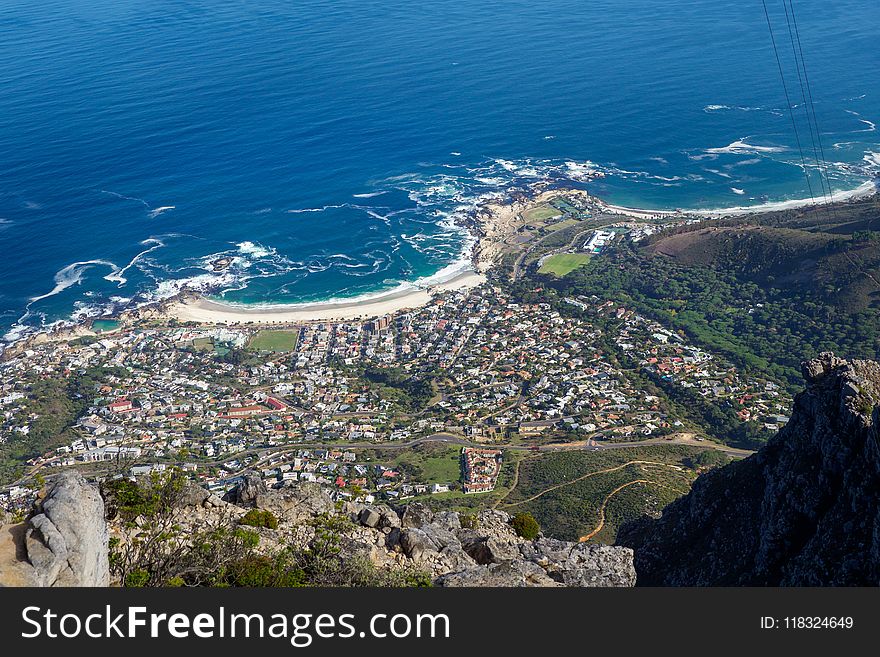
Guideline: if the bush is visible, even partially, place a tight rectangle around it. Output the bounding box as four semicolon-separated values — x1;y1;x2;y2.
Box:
219;554;306;588
124;570;150;588
459;513;477;530
511;512;540;540
239;509;279;530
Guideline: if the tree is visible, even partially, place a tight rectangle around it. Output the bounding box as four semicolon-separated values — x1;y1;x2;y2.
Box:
511;512;540;540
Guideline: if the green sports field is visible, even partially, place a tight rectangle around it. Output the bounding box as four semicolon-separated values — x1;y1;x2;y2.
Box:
247;330;299;353
538;253;591;277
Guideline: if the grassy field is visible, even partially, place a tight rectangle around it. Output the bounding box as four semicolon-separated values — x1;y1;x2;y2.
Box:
523;205;562;223
538;252;591;276
391;444;462;485
191;337;214;352
247;330;299;353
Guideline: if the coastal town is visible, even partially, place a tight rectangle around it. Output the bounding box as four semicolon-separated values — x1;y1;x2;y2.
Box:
0;188;795;516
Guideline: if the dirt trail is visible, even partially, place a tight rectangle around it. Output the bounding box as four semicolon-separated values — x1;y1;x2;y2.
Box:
493;458;523;509
579;480;648;543
501;460;668;507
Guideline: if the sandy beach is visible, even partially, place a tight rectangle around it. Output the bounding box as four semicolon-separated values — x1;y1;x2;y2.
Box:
601;180;877;220
696;180;877;217
166;268;486;325
163;187;555;326
155;179;877;328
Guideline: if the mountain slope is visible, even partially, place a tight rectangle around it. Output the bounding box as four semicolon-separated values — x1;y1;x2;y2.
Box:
617;353;880;585
644;198;880;313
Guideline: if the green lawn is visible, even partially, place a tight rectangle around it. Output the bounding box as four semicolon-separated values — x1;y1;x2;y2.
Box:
523;205;563;223
538;253;591;277
247;330;299;353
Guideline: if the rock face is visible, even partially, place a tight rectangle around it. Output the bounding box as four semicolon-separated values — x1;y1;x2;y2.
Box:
0;471;109;587
223;478;636;587
222;472;265;506
353;502;635;587
618;353;880;586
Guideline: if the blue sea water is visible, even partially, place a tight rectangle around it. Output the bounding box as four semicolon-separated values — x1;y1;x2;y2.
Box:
0;0;878;342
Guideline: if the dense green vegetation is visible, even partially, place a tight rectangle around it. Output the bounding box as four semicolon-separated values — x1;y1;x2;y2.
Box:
360;366;435;412
543;240;880;391
500;446;708;542
239;509;279;530
511;511;541;539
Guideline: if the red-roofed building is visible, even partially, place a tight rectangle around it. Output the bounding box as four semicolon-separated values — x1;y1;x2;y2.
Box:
266;396;288;411
223;405;265;418
108;399;134;413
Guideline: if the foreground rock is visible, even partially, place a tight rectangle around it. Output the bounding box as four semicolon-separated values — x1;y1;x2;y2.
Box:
0;471;109;587
618;353;880;586
215;480;636;587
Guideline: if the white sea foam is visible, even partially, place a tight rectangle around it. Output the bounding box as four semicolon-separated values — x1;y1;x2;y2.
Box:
29;260;121;306
565;161;601;180
148;205;175;218
99;189;149;208
287;204;347;214
706;139;787;155
361;208;392;226
236;241;273;258
731;187;746;195
694;180;877;216
105;238;165;286
703;104;765;113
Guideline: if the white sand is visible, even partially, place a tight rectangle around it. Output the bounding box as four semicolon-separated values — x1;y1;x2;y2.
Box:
600;203;683;220
696;181;877;217
166;269;486;325
602;180;877;219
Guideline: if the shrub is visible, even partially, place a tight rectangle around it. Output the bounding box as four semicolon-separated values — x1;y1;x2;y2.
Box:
219;554;306;588
511;512;540;540
124;570;150;588
459;513;477;530
239;509;279;530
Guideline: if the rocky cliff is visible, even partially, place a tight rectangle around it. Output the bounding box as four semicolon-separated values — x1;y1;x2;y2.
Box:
172;474;637;587
618;353;880;586
0;471;109;587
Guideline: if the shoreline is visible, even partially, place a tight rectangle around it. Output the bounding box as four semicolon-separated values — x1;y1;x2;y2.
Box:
600;180;877;219
3;177;878;345
165;268;487;325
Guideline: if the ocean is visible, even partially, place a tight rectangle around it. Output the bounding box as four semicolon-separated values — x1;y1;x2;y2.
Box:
0;0;877;342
